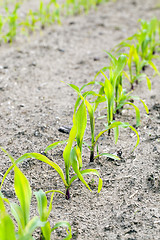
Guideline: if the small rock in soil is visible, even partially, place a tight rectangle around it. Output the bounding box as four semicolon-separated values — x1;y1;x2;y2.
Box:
34;129;42;137
58;126;71;134
93;57;100;61
57;48;65;52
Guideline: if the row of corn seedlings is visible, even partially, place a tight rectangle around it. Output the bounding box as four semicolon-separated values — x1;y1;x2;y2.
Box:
0;0;110;43
0;17;160;239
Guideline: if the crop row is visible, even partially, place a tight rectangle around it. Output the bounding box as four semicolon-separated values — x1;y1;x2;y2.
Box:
0;0;110;43
0;13;160;240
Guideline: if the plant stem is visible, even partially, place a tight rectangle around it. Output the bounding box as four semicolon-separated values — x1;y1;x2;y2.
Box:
66;188;70;200
131;83;134;90
108;129;111;136
90;148;94;162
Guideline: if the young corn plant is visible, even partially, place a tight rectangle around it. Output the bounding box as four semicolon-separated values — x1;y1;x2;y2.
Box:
0;148;72;240
94;67;148;129
20;10;39;34
67;83;139;163
138;18;160;58
93;53;128;127
35;0;60;29
36;0;52;29
124;44;151;89
0;150;46;239
0;104;102;201
50;0;61;25
123;44;159;88
114;19;160;79
4;3;19;43
45;100;102;198
114;85;149;127
115;18;159;60
35;189;72;240
0;15;5;43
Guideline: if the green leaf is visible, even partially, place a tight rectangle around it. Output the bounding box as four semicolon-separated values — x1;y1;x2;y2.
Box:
51;221;72;240
68;83;80;94
80;80;96;91
0;153;68;189
124;102;140;127
96;121;139;151
35;190;48;221
94;153;120;161
24;216;46;237
41;221;51;240
35;189;60;240
14;166;32;227
114;126;119;144
10;202;24;234
101;71;114;124
146;76;151;90
123;70;131;83
113;54;127;83
76;101;87;153
84;99;95;144
149;60;160;75
98;178;103;193
63;114;77;184
129;125;140;151
45;189;65;195
70;168;102;193
140;99;149;114
94;66;110;80
70;148;91;191
45;140;67;153
0;146;15;164
105;51;117;66
0;198;16;240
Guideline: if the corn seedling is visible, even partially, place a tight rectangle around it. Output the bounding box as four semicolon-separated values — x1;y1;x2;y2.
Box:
93;56;148;129
0;147;72;239
123;44;152;90
138;18;160;58
4;3;19;43
20;10;39;34
50;0;61;25
114;18;160;81
114;87;149;127
0;15;5;43
0;150;46;240
68;83;119;162
93;53;127;128
67;83;139;163
45;101;102;198
0;105;102;201
34;0;60;29
36;0;52;29
0;0;112;44
35;189;72;240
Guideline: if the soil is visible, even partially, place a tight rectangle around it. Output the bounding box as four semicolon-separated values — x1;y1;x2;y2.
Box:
0;0;160;239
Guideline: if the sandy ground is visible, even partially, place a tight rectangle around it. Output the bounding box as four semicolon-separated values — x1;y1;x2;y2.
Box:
0;0;160;239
